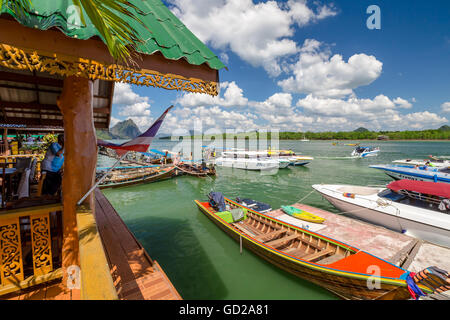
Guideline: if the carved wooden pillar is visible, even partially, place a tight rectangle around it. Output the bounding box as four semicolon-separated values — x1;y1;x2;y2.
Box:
57;76;97;295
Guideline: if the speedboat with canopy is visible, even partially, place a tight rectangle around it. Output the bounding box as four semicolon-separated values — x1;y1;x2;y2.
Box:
370;164;450;183
351;146;380;158
392;156;450;168
312;180;450;247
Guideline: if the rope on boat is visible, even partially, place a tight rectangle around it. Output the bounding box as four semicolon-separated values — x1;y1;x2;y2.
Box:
295;189;316;204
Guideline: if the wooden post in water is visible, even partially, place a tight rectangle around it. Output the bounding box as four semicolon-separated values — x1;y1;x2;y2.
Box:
57;76;97;298
240;235;242;254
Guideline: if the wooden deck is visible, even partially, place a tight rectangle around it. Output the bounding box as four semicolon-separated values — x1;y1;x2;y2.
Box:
94;188;181;300
3;189;181;300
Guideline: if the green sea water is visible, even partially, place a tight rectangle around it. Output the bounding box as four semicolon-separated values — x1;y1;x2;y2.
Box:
99;140;450;300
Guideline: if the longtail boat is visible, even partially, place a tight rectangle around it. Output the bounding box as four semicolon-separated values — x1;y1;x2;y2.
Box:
175;163;216;177
98;166;176;189
195;195;450;300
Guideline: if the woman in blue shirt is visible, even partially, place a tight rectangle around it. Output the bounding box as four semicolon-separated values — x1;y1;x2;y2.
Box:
42;134;64;196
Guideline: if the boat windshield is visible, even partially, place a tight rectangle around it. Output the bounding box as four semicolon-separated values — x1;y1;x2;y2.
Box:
378;189;450;214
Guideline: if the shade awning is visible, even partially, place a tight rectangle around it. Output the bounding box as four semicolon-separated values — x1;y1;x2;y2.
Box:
0;0;226;96
387;179;450;199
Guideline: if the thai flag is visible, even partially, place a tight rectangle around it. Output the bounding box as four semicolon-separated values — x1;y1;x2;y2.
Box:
98;105;173;155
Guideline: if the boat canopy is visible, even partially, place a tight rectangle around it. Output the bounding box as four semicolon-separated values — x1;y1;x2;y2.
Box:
387;180;450;199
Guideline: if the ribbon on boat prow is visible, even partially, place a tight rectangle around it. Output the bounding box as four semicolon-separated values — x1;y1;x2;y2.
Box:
407;266;450;299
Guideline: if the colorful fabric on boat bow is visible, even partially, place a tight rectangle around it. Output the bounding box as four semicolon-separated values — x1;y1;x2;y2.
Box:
343;193;355;199
405;272;425;300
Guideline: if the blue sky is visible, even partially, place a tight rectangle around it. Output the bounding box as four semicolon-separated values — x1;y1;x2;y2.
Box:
111;0;450;133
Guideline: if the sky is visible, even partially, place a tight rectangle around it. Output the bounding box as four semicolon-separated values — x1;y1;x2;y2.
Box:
110;0;450;134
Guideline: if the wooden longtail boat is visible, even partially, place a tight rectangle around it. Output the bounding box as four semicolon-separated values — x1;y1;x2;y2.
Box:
175;163;216;177
195;196;450;300
99;166;175;189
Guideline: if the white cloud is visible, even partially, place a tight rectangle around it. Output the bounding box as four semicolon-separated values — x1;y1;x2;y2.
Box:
113;83;148;105
250;92;314;130
441;102;450;112
112;83;153;131
111;81;445;135
278;39;383;98
297;94;398;117
393;97;412;109
176;81;248;108
295;94;447;131
109;116;120;128
403;111;447;129
160;106;259;134
167;0;337;76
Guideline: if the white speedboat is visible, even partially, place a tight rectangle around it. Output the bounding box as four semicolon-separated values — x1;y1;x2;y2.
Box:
393;157;450;168
215;150;290;170
312;180;450;247
351;146;380;158
267;149;314;166
287;156;314;166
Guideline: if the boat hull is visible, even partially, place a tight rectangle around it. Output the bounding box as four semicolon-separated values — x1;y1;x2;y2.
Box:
215;158;280;171
289;161;310;166
371;165;450;184
195;200;415;300
314;186;450;247
99;167;175;189
392;159;450;168
352;150;380;158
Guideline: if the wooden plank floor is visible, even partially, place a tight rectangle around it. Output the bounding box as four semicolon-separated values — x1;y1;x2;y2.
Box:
3;279;75;300
94;188;181;300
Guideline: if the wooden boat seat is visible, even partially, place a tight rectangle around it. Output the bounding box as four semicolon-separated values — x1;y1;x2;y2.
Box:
254;229;287;242
249;213;281;230
241;220;266;236
298;237;327;251
282;247;308;258
265;234;299;248
233;222;259;237
302;248;334;262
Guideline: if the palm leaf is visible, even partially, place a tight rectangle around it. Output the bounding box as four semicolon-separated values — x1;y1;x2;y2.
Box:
0;0;32;18
74;0;147;64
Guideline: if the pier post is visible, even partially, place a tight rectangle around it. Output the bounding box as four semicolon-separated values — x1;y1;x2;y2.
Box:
57;76;97;297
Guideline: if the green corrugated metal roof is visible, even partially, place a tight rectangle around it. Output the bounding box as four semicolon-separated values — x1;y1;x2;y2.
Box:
0;0;226;70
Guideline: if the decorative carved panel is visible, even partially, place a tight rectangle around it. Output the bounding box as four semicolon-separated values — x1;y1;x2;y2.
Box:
0;43;219;96
0;218;24;285
30;213;53;276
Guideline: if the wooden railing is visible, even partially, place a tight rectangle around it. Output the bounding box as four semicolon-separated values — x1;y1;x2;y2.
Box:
77;207;118;300
0;203;63;296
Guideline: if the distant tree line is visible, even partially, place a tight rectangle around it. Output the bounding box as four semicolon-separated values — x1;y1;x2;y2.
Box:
278;129;450;140
181;126;450;141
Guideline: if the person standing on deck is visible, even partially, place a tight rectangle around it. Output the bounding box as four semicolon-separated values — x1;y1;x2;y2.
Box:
41;134;64;196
